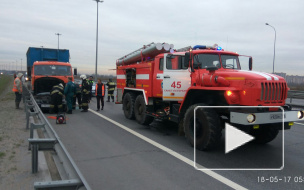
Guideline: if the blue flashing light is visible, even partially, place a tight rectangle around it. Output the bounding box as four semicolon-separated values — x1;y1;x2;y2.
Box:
192;45;222;50
193;45;207;50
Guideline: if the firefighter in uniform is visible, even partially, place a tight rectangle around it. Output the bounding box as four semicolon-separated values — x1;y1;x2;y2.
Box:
106;78;116;102
73;81;82;110
95;78;105;111
12;73;23;109
50;83;64;113
80;74;90;112
64;77;76;114
88;76;94;101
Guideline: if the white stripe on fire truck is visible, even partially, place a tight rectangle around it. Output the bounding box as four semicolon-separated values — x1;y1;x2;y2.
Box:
238;70;272;80
264;73;279;80
117;75;126;79
136;74;149;80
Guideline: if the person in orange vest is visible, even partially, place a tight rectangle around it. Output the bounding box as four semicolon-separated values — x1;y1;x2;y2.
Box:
95;78;105;111
12;73;23;109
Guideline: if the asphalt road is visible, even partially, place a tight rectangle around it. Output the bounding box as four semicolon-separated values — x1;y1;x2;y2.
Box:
47;99;304;190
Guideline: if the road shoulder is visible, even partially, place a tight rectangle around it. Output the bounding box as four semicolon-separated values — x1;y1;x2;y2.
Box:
0;79;51;189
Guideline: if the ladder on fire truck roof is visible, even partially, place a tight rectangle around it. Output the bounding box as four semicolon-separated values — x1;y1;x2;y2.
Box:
116;42;174;66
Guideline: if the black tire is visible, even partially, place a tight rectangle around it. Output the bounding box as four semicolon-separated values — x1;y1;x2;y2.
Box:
134;95;154;125
184;103;222;151
249;125;279;144
123;92;136;119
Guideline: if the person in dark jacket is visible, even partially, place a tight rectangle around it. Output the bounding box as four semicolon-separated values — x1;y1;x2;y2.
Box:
80;75;91;112
64;77;76;114
95;78;105;111
50;83;64;113
88;76;94;101
106;78;116;102
73;82;82;110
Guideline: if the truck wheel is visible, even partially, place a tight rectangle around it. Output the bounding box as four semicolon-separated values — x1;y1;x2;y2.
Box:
134;95;154;125
123;93;136;119
250;125;279;144
184;104;222;151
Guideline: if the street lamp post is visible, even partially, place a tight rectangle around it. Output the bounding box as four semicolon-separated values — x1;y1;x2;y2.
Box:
21;59;22;71
93;0;104;82
55;33;62;50
265;23;276;74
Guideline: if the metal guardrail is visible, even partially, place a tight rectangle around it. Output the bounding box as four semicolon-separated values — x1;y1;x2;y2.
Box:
288;90;304;101
22;84;91;190
287;90;304;108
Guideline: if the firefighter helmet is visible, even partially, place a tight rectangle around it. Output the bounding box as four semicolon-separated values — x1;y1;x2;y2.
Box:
80;74;87;80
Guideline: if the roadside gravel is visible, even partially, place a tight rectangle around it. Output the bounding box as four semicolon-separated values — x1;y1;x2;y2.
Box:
0;77;49;189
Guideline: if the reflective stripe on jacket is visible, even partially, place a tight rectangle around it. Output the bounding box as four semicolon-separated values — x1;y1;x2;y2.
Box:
12;78;22;93
88;80;94;90
107;82;116;91
51;85;64;96
82;79;91;94
95;83;105;96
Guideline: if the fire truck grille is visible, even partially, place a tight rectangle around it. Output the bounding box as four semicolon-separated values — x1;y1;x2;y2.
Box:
260;82;287;102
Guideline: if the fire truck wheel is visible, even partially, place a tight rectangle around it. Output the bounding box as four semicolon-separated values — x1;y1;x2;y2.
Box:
123;92;136;119
134;95;154;125
184;104;222;151
250;125;279;144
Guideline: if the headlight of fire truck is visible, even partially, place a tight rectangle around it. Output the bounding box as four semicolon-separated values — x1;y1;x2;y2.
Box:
247;114;256;123
298;110;304;119
225;90;240;104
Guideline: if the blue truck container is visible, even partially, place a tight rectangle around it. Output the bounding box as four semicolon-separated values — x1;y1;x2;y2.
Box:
26;47;70;80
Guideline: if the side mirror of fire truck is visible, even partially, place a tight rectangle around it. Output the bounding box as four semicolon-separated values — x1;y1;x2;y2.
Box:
249;57;253;71
184;52;195;72
74;68;78;75
184;52;190;67
184;52;191;68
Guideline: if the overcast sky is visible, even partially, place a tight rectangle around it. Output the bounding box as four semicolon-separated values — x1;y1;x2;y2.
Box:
1;0;303;76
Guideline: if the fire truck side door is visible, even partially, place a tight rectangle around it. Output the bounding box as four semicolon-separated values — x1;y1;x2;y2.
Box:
163;53;191;101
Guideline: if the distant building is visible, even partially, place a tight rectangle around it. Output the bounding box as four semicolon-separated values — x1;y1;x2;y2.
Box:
274;72;286;79
286;75;304;85
274;72;304;85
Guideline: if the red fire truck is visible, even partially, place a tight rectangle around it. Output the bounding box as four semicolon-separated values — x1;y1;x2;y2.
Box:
116;42;303;150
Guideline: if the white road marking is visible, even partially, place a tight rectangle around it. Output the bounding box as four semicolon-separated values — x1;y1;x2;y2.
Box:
295;122;304;126
89;109;248;190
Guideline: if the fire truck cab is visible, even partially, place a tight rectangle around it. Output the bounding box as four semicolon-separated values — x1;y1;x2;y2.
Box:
116;42;304;150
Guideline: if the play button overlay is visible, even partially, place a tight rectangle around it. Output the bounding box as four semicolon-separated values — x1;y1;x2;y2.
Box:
225;123;254;154
193;106;284;170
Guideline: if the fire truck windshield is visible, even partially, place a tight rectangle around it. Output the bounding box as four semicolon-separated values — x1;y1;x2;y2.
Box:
221;54;240;69
34;65;71;76
193;54;240;70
